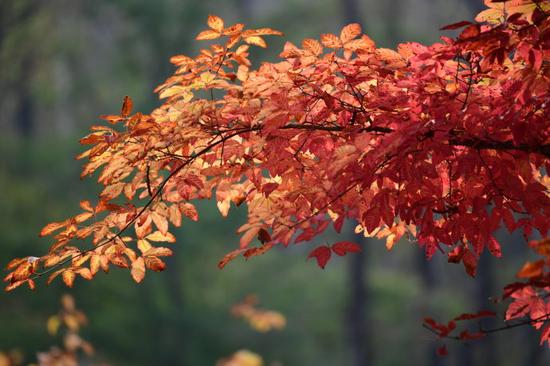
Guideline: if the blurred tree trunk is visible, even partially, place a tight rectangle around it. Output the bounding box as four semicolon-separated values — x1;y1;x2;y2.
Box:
416;252;444;366
15;59;35;138
0;1;38;138
236;0;254;21
346;242;373;366
341;0;362;24
475;253;497;365
379;0;401;46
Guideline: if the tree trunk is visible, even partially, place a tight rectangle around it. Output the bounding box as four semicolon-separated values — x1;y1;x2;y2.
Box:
416;252;444;366
346;241;373;366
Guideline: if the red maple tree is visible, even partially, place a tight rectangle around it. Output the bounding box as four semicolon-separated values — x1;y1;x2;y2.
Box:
4;0;550;348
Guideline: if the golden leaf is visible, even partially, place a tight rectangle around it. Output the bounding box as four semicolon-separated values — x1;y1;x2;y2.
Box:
207;15;224;32
146;231;176;243
144;247;173;257
131;257;146;283
244;36;267;48
62;270;76;288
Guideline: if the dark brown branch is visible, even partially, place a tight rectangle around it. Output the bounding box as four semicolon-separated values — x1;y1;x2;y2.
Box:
280;123;550;159
423;313;550;341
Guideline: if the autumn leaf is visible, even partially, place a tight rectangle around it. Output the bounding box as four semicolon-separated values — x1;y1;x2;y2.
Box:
308;246;331;269
218;248;246;269
340;23;361;43
196;30;220;41
516;260;544;279
320;33;341;48
131;257;146;283
121;96;133;117
62;270;76;288
207;15;224;32
331;241;361;256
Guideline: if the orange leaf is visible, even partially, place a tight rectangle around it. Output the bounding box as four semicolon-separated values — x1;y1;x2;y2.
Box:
144;257;166;272
242;28;282;37
121;96;133;117
218;248;246;269
340;23;361;43
320;33;341;48
517;260;544;279
302;38;323;56
196;29;221;41
40;221;69;237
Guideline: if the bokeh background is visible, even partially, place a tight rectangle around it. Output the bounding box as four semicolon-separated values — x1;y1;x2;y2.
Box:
1;0;549;365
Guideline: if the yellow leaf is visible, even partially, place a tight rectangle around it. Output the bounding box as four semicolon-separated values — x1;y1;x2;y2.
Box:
217;199;231;217
144;247;173;257
244;36;267;48
138;239;153;254
146;231;176;242
151;212;168;234
62;270;75;287
207;15;224;32
47;316;61;335
159;85;186;99
90;255;101;275
131;257;146;283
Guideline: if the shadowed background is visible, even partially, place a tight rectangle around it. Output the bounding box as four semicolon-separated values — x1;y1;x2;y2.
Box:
1;0;548;365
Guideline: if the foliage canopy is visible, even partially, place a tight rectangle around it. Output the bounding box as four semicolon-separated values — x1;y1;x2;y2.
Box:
5;0;550;348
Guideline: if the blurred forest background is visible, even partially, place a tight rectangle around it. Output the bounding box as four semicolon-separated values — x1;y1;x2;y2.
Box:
1;0;549;365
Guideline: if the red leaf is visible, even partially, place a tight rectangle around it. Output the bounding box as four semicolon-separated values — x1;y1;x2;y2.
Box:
454;310;496;321
308;246;332;269
436;345;448;357
331;241;361;256
458;24;480;41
